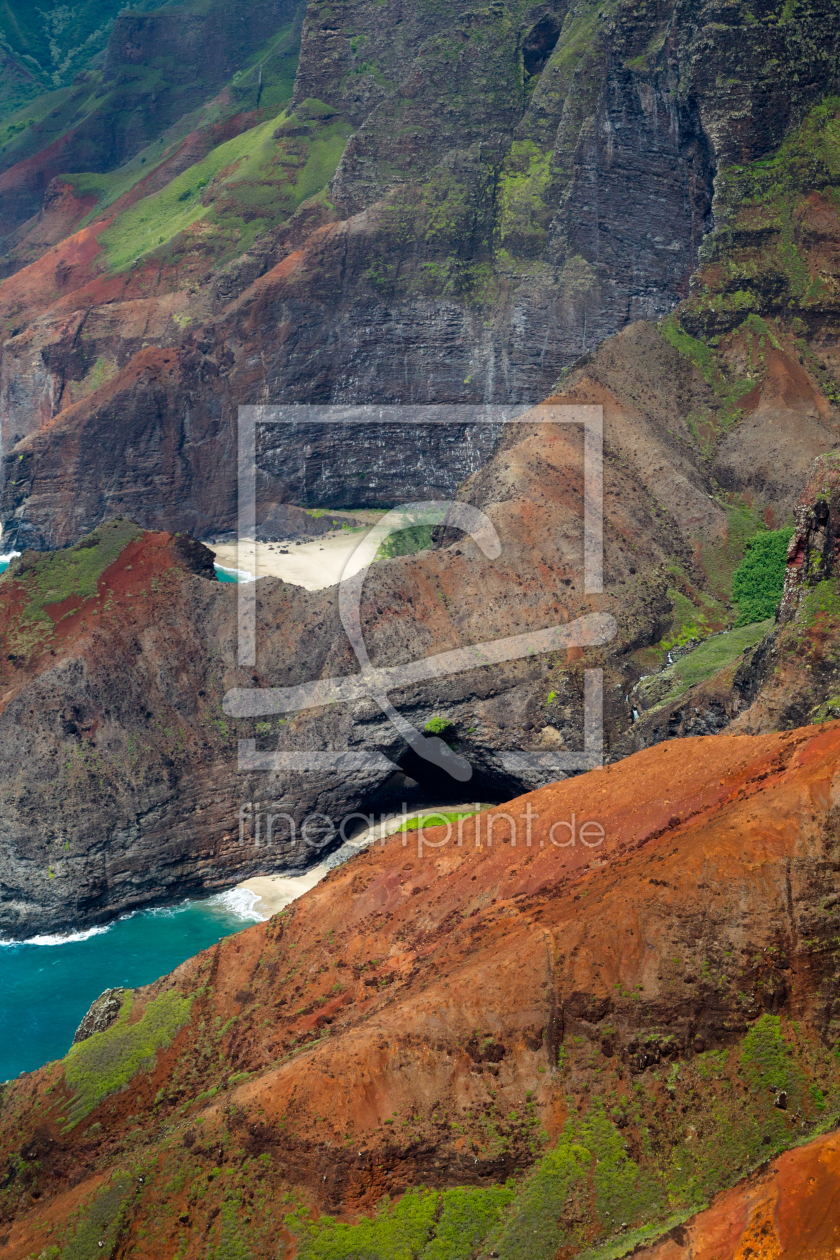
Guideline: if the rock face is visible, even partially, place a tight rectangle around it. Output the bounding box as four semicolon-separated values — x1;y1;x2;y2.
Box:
1;0;839;546
2;723;840;1256
0;521;305;938
2;306;838;937
72;989;126;1045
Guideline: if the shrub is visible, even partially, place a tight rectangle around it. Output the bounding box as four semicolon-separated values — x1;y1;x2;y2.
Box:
732;526;793;625
63;989;193;1128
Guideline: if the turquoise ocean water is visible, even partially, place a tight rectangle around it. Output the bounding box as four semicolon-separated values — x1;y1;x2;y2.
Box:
0;892;261;1083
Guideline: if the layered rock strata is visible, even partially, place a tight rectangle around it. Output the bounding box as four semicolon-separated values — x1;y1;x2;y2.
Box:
1;0;839;546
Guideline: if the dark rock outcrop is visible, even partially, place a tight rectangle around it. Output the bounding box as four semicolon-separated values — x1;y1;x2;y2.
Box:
72;989;126;1045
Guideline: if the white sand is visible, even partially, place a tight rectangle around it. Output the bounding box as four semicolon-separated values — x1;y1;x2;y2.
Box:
236;865;329;918
210;530;370;590
208;510;422;591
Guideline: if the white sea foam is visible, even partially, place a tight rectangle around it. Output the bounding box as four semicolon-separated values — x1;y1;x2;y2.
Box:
0;550;21;566
214;564;257;584
206;887;264;921
0;923;112;947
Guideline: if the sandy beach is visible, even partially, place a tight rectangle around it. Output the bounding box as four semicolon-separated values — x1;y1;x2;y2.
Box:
236;864;329;918
208;509;421;591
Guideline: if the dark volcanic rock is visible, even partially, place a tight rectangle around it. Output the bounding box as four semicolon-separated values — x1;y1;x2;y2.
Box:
72;988;126;1045
2;0;839;546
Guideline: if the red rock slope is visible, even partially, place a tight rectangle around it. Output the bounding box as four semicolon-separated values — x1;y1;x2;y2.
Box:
3;723;840;1256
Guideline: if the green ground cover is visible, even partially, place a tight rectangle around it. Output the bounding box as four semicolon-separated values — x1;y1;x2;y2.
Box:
287;1015;839;1260
397;809;480;833
732;526;794;625
376;524;437;559
96;100;351;272
288;1184;515;1260
65;20;303;228
636;619;772;711
63;989;193;1128
4;519;141;621
55;1170;135;1260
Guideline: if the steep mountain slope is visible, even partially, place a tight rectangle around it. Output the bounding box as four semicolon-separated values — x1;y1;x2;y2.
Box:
0;0;306;240
5;285;840;935
622;446;840;749
1;0;839;552
0;341;780;937
2;723;840;1257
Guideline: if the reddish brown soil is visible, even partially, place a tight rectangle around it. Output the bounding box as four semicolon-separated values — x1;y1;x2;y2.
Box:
642;1131;840;1258
3;722;840;1255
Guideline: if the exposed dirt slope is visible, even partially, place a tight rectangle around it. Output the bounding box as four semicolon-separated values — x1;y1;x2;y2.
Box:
640;1129;840;1259
2;723;840;1256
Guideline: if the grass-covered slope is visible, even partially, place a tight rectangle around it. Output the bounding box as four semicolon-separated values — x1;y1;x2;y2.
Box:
0;0;307;236
91;100;352;272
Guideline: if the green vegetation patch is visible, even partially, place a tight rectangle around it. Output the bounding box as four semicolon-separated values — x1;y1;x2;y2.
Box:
210;1195;256;1260
659;583;723;653
4;520;141;624
637;620;773;711
732;526;793;625
658;314;754;446
741;1015;806;1107
289;1184;514;1260
376;524;436;559
497;138;553;256
397;810;480;833
57;1170;135;1260
65;21;303;228
0;0;164;118
695;501;768;603
800;576;840;628
63;989;193;1128
284;1014;838;1260
98;102;352;273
